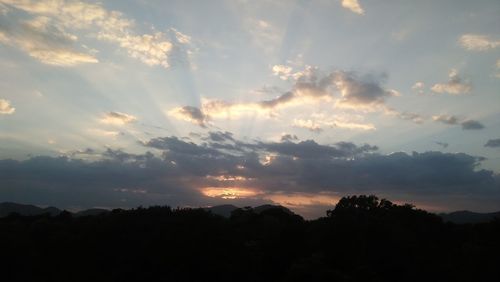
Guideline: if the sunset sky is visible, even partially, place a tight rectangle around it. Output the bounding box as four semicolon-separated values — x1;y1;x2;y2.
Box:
1;0;499;218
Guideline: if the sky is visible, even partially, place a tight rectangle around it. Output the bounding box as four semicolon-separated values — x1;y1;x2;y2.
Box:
0;0;499;218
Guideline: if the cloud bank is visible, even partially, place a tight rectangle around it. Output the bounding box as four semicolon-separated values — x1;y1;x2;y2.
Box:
1;132;499;216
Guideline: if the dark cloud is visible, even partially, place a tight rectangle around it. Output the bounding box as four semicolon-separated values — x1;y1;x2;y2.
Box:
1;133;499;216
145;136;217;156
433;115;485;130
206;131;235;142
485;138;500;148
168;106;208;128
281;134;298;142
436;142;449;149
256;140;378;159
461;120;485;130
332;71;397;107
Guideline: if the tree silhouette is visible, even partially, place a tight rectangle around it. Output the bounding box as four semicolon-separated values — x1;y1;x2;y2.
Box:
0;195;499;282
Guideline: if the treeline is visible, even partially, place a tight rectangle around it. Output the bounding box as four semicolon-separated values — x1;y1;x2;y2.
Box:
1;195;499;282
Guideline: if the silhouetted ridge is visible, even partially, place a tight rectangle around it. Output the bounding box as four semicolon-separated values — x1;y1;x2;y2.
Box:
1;196;499;282
204;204;238;217
0;202;61;217
439;210;500;224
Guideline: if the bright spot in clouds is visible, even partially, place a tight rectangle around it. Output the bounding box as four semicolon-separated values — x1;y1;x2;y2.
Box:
341;0;364;15
0;99;15;114
201;187;262;200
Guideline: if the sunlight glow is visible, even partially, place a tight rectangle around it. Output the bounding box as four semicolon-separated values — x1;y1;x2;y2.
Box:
264;192;340;207
201;187;261;199
206;175;253;182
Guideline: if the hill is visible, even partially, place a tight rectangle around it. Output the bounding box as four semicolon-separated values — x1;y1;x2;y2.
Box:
439;210;500;224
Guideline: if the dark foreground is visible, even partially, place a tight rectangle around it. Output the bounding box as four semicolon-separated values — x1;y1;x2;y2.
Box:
1;196;499;282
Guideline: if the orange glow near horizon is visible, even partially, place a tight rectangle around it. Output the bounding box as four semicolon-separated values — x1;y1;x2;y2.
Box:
264;192;340;207
201;187;261;199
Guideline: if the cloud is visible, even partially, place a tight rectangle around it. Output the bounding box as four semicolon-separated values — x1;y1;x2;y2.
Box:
168;106;208;128
272;64;293;80
485;138;500;148
0;15;98;66
461;120;484;130
206;131;235;142
293;113;376;132
431;69;471;95
292;119;323;133
433;115;484;130
98;30;173;68
88;128;122;138
432;114;460;125
0;98;15;114
459;34;500;51
392;111;425;124
1;133;499;217
0;0;192;68
100;111;137;125
169;67;406;131
412;81;425;95
436;142;449;149
332;71;399;109
280;134;298;142
340;0;364;15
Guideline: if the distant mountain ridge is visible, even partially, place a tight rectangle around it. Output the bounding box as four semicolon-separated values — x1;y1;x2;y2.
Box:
0;202;108;217
2;202;500;223
0;202;296;219
439;210;500;224
0;202;62;217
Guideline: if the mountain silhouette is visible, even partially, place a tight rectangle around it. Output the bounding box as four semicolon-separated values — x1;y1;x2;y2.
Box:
205;204;238;217
439;210;500;224
0;202;61;217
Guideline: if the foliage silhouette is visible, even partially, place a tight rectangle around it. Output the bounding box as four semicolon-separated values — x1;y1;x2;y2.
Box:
0;195;499;282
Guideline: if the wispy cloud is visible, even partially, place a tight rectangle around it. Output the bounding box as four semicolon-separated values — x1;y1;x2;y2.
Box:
0;15;98;66
459;34;500;51
100;111;137;125
293;113;375;132
0;0;192;68
246;19;281;54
